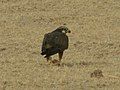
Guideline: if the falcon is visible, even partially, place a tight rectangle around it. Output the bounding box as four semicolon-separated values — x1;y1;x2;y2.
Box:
41;26;70;63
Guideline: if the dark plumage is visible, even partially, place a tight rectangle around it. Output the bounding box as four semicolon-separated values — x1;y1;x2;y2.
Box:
41;26;71;63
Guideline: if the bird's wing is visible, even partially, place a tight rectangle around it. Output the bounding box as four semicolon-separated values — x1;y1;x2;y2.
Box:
41;33;53;51
41;32;69;52
52;32;69;50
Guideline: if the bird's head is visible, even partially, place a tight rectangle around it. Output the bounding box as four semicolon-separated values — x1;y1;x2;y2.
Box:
55;26;71;34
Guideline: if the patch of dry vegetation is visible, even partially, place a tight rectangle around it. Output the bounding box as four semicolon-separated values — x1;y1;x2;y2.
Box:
0;0;120;90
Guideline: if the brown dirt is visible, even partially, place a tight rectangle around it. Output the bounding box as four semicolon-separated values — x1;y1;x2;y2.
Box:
0;0;120;90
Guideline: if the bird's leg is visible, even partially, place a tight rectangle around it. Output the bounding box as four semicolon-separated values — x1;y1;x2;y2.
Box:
58;51;63;62
46;56;52;62
46;57;49;62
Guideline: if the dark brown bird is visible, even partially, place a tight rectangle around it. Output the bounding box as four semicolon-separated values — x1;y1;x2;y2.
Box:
41;26;71;63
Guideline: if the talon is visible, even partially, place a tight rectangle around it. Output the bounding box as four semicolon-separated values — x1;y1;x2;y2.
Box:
50;59;61;66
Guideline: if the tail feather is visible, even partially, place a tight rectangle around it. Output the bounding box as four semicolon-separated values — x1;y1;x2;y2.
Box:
41;52;46;55
41;49;47;55
41;47;60;57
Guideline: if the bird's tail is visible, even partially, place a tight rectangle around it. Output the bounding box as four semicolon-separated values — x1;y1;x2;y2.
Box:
41;52;46;55
41;47;60;58
41;48;48;55
41;51;50;58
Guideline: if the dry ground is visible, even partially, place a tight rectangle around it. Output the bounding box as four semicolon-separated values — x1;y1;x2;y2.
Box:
0;0;120;90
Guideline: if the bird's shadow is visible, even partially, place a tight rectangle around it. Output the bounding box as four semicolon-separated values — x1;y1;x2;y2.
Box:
60;61;92;67
60;60;111;68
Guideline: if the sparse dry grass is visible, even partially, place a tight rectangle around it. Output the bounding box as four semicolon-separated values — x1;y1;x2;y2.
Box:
0;0;120;90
